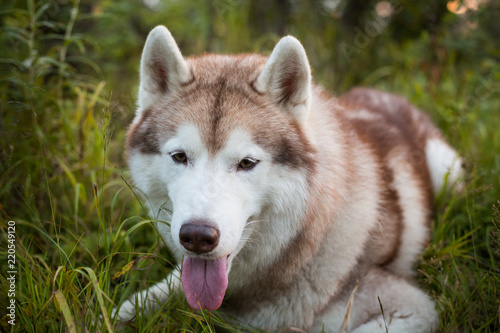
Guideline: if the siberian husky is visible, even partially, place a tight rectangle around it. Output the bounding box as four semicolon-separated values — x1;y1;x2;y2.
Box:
115;26;463;332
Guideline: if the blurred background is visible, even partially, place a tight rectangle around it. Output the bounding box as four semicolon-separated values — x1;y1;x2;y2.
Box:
0;1;499;332
2;0;499;115
1;0;499;144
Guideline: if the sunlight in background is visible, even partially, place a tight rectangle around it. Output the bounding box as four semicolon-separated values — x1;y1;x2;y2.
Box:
375;1;393;18
324;0;489;17
447;0;487;14
323;0;343;13
143;0;161;11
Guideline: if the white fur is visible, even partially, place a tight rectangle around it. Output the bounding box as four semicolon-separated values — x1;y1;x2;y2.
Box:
313;268;439;332
228;164;310;289
345;108;384;121
128;123;293;268
163;126;272;262
426;138;464;193
386;149;430;278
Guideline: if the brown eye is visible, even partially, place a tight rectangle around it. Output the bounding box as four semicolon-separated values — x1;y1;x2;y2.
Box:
238;158;258;171
171;152;187;164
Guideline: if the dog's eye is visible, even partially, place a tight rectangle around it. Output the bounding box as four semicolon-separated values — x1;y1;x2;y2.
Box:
238;158;258;171
171;152;187;164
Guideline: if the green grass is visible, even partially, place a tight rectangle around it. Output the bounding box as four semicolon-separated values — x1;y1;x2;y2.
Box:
0;1;499;332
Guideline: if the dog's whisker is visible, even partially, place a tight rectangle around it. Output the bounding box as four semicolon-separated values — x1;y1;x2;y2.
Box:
245;219;267;227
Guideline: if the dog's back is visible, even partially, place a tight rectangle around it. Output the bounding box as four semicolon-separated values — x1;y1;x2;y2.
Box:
341;87;462;193
339;87;463;275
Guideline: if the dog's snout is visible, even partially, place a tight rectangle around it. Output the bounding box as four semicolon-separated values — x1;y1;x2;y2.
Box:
179;222;220;254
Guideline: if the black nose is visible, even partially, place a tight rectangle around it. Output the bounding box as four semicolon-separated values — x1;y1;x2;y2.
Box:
179;222;220;254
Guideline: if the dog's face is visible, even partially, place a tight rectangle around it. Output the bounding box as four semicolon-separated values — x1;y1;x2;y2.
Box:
126;26;314;310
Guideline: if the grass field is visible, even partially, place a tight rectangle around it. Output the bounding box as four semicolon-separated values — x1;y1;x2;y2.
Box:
0;1;499;332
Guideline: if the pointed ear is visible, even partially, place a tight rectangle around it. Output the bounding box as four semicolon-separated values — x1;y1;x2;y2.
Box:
254;36;311;122
138;26;191;110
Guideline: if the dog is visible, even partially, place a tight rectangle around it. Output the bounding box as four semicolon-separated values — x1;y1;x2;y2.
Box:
114;25;463;332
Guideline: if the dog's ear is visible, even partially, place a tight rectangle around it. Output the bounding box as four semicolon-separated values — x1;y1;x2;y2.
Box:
254;36;311;122
138;26;191;110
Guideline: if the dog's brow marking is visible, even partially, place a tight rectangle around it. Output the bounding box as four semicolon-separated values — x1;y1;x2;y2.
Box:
180;82;266;107
179;78;268;154
127;108;162;154
210;77;226;152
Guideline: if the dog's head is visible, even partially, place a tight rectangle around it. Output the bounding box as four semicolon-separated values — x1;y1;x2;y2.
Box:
126;26;315;311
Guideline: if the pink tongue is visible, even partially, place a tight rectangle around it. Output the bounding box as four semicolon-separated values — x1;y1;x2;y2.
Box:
182;257;228;311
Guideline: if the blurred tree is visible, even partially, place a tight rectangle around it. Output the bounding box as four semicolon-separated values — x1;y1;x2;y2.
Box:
2;0;498;119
